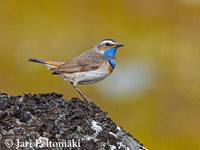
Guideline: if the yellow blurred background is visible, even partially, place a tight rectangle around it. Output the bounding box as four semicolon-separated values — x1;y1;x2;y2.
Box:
1;0;200;149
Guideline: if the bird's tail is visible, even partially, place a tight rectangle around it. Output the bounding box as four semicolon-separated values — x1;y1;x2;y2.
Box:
28;58;63;69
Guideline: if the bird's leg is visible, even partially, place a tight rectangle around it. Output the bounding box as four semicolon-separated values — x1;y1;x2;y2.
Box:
71;82;93;102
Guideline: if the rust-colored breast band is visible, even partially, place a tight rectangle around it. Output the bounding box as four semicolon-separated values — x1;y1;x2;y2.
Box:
106;63;113;74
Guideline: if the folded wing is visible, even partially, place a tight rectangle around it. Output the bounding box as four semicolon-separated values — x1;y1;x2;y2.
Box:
50;50;107;73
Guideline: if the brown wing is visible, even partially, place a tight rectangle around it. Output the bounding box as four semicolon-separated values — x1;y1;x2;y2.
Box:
50;49;108;73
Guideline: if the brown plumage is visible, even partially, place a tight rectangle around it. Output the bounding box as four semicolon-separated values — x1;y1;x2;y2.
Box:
50;49;108;73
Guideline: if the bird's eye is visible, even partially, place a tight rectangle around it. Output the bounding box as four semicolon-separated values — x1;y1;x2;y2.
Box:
105;42;110;46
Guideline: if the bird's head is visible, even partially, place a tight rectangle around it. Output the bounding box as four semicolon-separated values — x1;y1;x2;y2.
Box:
95;39;124;69
95;39;124;53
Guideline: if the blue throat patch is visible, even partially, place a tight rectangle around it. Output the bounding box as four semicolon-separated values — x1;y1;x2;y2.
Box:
104;47;118;69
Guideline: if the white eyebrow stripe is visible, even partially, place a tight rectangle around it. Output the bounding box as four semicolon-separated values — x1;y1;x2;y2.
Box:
101;40;116;45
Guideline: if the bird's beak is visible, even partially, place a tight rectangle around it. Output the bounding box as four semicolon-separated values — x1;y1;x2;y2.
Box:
115;44;124;47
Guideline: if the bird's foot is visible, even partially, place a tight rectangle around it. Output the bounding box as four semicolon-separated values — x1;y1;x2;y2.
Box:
82;96;93;103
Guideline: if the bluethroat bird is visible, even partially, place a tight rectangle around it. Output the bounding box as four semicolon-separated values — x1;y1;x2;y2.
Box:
29;39;124;102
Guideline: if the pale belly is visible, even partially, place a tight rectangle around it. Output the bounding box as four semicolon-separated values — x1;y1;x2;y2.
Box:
60;65;111;85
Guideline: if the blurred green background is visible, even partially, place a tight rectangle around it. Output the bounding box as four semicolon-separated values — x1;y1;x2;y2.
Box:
1;0;200;149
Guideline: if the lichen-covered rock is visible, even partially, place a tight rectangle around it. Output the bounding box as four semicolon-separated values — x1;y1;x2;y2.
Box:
0;92;147;150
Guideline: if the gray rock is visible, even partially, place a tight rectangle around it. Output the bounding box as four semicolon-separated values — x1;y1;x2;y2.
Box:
0;93;147;150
